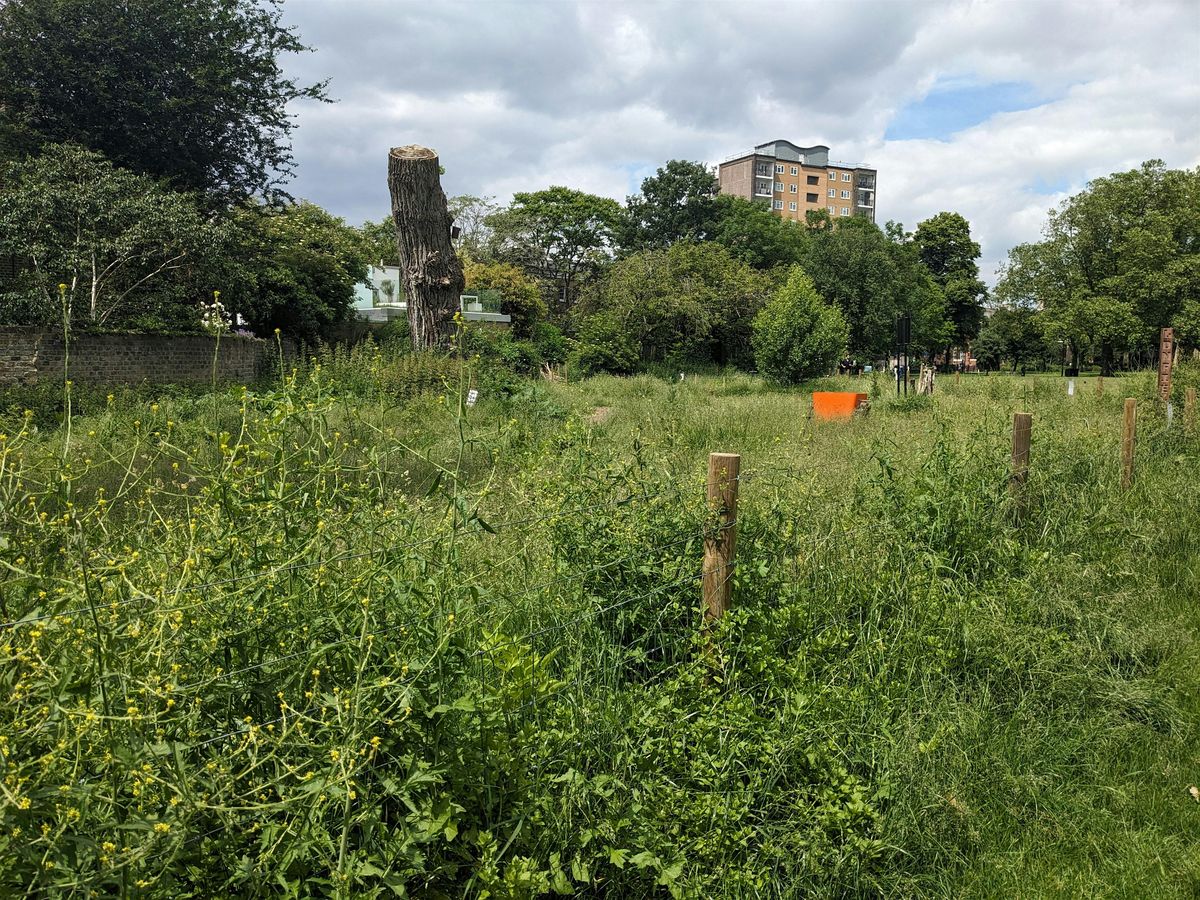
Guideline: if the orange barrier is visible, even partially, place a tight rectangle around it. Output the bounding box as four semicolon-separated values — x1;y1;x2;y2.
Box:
812;391;868;420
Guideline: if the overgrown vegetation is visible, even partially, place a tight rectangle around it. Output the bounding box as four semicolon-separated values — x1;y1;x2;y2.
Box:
1;364;1196;897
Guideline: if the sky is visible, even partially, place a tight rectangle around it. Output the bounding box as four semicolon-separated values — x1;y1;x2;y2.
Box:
278;0;1200;284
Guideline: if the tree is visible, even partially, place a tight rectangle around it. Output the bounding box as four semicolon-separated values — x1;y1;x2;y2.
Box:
0;143;229;331
709;196;807;270
996;161;1200;374
486;187;623;312
0;0;327;205
229;201;369;343
576;241;768;368
974;305;1048;372
752;267;848;384
620;160;720;252
913;212;987;363
448;195;501;259
798;217;949;359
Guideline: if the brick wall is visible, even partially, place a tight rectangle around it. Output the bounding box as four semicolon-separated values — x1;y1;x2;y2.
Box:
0;329;271;386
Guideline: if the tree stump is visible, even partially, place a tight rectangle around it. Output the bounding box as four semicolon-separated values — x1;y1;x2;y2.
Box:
387;145;464;350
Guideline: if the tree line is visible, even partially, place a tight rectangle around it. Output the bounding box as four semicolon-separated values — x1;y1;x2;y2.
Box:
0;0;1194;381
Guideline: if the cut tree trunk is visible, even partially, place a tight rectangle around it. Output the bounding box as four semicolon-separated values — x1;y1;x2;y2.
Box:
387;145;464;350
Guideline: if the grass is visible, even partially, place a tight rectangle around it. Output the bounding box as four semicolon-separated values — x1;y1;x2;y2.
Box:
0;359;1196;897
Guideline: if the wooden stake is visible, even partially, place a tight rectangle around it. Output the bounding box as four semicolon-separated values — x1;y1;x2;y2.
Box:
1096;376;1103;397
702;453;740;622
1121;398;1136;490
1011;412;1032;496
1185;387;1196;436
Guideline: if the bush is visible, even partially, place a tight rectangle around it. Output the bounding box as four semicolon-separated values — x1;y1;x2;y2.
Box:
751;267;848;384
569;312;639;376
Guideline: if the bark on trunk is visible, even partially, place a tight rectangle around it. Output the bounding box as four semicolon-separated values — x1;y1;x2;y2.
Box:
387;145;464;351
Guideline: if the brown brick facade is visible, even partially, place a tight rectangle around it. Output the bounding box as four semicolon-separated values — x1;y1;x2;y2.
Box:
0;329;270;386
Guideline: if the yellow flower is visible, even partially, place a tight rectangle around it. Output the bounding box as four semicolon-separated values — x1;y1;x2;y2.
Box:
153;822;170;834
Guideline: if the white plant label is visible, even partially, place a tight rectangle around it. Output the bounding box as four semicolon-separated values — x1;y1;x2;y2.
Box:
1067;379;1075;396
466;389;479;407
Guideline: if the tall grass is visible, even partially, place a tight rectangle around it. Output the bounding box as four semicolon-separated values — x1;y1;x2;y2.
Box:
0;368;1196;897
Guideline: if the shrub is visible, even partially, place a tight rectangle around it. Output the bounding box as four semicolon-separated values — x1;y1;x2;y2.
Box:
751;267;848;384
569;311;639;376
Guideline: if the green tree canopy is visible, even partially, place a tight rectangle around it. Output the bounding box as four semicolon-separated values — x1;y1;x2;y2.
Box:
913;211;987;354
709;196;807;270
229;202;369;342
620;160;720;252
752;267;848;384
973;304;1049;372
486;187;624;312
0;143;230;331
0;0;327;205
798;217;949;359
576;241;768;370
996;160;1200;370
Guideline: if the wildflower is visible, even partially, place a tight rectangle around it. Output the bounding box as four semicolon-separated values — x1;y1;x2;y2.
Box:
329;749;340;761
154;822;170;834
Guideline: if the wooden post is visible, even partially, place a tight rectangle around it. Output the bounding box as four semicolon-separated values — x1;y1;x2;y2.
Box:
1011;413;1032;496
954;370;960;386
1096;376;1103;397
387;145;465;351
702;453;740;622
1121;398;1136;490
1185;387;1196;436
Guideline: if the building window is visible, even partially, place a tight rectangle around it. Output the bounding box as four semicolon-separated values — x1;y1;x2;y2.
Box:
806;192;819;203
790;166;799;175
806;175;819;185
842;173;851;182
828;171;836;181
841;190;850;199
827;188;836;198
789;201;797;211
841;207;850;216
775;164;785;173
827;205;835;214
774;199;784;209
775;181;784;192
789;184;797;193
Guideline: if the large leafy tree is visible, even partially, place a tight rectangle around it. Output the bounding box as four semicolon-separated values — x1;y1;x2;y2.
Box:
620;160;720;252
229;202;370;342
709;196;807;270
575;241;768;369
799;217;949;359
996;160;1200;371
913;211;987;361
973;304;1049;373
0;143;230;331
0;0;327;205
486;187;623;312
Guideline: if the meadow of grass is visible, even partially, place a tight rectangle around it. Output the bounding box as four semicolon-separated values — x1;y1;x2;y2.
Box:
0;349;1197;897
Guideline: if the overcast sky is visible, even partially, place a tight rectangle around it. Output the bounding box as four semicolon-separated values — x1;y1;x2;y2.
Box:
279;0;1200;283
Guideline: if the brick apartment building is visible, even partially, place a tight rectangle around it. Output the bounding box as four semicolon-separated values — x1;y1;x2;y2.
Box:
717;139;876;223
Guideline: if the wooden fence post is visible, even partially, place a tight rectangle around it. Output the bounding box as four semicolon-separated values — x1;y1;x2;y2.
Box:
1121;398;1136;490
1185;387;1196;436
1096;376;1103;397
1011;413;1032;497
702;452;740;623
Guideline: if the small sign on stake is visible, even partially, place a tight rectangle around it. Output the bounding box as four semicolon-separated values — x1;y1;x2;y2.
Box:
1067;379;1075;397
466;388;479;407
1158;327;1174;402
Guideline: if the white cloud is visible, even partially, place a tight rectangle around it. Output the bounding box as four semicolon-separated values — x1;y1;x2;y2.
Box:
281;0;1200;279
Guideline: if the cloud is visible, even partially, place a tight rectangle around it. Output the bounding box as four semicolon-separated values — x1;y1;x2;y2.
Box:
279;0;1200;282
